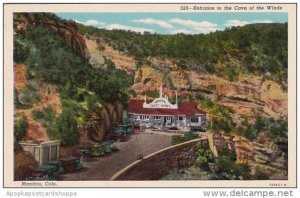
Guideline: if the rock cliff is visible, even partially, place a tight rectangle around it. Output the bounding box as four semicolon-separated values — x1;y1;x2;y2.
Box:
14;13;90;60
208;133;288;179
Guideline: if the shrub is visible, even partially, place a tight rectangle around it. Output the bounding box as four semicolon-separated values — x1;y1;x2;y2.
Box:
171;131;198;145
171;135;186;145
14;116;28;139
184;131;198;141
32;107;55;124
214;150;251;180
14;35;30;63
225;66;240;81
47;108;79;146
238;115;287;141
195;141;214;170
201;98;235;134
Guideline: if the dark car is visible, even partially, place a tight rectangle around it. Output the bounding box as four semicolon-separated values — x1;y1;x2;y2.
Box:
61;155;83;173
106;132;127;142
101;141;118;154
45;160;64;174
168;127;179;131
26;164;58;180
190;126;206;132
75;147;91;161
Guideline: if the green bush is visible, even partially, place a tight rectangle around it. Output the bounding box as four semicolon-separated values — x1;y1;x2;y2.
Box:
201;98;235;134
14;116;28;139
225;66;240;81
214;150;251;180
184;131;198;141
171;135;186;145
14;35;30;63
195;141;214;170
171;131;198;145
32;107;55;124
238;115;287;140
47;108;79;146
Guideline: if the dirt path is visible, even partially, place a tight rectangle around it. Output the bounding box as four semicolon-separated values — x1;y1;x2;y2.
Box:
61;132;172;180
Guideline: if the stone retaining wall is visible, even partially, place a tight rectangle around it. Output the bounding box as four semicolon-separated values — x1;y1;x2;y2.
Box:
110;138;207;180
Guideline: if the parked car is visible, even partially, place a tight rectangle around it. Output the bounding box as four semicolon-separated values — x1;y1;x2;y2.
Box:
62;154;83;172
106;132;127;142
45;160;64;174
168;127;179;131
101;141;118;154
75;147;91;161
90;144;105;157
26;164;58;180
190;126;206;132
60;158;76;173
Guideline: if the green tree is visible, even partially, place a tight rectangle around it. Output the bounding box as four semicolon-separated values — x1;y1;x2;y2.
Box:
14;116;28;139
48;108;79;146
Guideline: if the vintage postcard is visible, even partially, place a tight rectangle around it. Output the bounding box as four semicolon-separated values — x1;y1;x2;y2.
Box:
3;3;297;188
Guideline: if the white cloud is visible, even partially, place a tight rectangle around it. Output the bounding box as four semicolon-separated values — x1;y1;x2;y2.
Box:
254;20;273;23
75;19;105;27
224;19;273;27
133;18;173;29
170;29;194;34
224;20;250;27
169;18;218;28
194;27;220;34
169;18;219;34
106;24;153;33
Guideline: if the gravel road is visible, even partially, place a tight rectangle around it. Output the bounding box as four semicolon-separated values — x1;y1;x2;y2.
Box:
61;132;172;180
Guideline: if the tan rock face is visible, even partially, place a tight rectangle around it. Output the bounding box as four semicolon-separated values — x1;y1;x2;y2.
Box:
34;83;62;114
84;37;105;68
260;80;288;118
14;64;28;92
101;43;136;74
130;63;287;119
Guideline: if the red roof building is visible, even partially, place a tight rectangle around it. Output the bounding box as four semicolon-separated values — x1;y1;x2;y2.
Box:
127;86;206;130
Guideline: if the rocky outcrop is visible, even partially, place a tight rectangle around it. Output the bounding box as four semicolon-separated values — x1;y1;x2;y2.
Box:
14;13;89;60
83;101;124;143
129;63;287;120
209;133;288;179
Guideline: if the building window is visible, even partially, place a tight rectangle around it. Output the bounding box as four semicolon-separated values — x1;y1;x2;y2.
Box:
191;116;199;123
166;116;172;121
154;116;161;120
141;115;149;120
178;116;183;121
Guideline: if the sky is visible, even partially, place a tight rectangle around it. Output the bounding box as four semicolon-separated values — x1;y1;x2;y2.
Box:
56;12;288;34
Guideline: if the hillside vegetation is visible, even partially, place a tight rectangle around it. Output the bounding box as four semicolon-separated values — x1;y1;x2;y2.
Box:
14;13;131;146
78;22;287;86
13;13;288;147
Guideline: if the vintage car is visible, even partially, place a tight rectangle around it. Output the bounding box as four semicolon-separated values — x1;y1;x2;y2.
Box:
45;160;64;174
26;164;58;180
90;144;105;157
61;154;83;173
101;141;118;154
118;124;133;134
75;147;91;161
107;131;127;142
190;125;206;132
